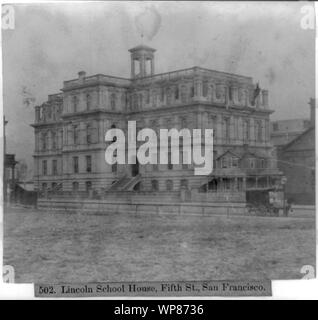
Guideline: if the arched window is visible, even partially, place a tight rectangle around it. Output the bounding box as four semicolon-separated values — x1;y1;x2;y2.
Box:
86;93;91;110
72;181;79;192
166;180;173;191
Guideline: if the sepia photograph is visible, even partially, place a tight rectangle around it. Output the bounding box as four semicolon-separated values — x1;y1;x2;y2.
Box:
1;1;315;287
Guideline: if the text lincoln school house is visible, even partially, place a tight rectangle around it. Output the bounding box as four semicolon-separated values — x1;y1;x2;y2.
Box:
32;45;283;214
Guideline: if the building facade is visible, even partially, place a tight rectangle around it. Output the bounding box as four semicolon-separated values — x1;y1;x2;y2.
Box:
32;45;282;202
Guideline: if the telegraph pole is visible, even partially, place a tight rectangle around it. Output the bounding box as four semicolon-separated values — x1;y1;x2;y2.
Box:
3;116;8;205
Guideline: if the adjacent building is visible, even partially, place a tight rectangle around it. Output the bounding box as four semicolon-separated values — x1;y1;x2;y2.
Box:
276;98;315;205
32;45;282;204
270;118;311;147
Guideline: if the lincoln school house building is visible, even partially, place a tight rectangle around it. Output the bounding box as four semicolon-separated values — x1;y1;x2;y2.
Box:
32;45;283;214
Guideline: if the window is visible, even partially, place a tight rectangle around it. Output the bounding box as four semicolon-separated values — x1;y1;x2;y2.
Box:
181;86;187;103
146;90;150;104
166;180;173;191
232;158;239;167
73;125;79;145
243;120;249;142
222;157;228;168
175;86;179;99
210;116;217;138
203;81;208;97
41;133;46;150
72;96;78;113
52;182;57;190
85;181;92;193
42;160;47;175
249;159;255;169
256;121;262;142
224;118;230;141
72;181;79;192
168;152;173;170
42;132;48;150
111;93;116;110
153;164;158;171
190;85;194;98
151;180;159;191
73;156;79;173
160;88;165;102
112;163;117;173
86;94;91;110
52;159;57;175
180;117;187;129
180;179;188;189
52;131;56;150
86;155;92;172
86;124;91;144
229;87;233;101
42;183;47;191
260;159;265;169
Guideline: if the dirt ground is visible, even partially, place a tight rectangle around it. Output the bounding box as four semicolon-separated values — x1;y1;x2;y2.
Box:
3;207;316;283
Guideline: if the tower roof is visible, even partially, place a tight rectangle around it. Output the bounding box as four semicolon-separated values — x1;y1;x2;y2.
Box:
128;44;156;53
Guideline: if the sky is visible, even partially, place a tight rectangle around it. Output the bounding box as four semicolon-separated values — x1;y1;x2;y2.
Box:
1;1;315;176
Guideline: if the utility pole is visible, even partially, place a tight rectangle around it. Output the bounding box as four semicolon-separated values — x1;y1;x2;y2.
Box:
3;116;8;205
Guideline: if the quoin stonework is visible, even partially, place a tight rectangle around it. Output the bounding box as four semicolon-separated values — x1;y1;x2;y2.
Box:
32;45;283;213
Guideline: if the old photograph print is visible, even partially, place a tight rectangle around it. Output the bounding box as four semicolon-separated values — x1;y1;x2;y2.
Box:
2;2;316;284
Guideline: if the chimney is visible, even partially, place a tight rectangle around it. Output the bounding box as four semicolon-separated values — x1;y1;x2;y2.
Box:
309;98;315;127
78;71;86;81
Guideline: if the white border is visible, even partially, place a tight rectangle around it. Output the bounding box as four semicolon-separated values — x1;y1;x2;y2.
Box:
0;0;317;300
